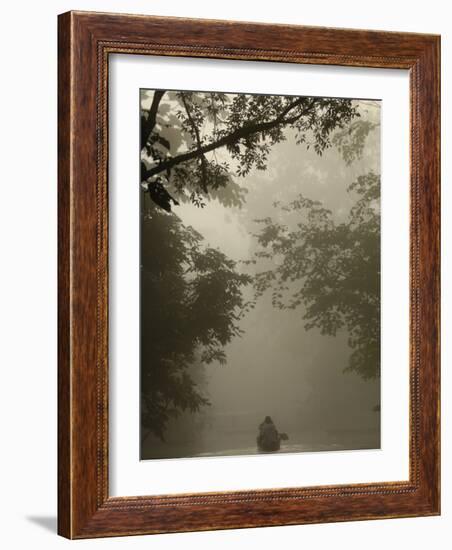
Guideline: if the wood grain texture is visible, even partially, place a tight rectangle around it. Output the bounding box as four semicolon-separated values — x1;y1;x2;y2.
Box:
57;10;440;539
57;11;72;539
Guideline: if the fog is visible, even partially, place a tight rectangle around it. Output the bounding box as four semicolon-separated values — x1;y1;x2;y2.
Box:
141;96;380;459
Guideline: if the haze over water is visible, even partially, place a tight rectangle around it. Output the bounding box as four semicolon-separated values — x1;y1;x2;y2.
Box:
141;99;381;460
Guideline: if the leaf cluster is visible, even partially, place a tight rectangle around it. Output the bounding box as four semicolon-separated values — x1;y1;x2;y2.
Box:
253;172;381;379
141;204;252;439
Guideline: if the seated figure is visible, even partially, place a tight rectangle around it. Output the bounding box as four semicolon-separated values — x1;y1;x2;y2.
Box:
257;416;286;452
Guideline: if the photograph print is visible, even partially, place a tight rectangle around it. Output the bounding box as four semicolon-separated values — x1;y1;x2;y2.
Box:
140;88;381;460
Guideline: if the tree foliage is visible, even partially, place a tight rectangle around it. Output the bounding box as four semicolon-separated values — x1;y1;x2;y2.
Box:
332;119;378;166
140;90;360;209
141;204;252;440
252;172;380;379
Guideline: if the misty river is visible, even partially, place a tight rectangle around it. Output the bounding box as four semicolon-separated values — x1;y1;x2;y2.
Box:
141;418;380;460
140;91;381;461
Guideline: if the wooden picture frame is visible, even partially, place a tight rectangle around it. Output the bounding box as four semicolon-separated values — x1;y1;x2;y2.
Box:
58;10;440;539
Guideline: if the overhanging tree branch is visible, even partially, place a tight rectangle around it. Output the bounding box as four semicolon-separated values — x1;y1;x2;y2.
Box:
180;94;209;193
141;90;166;146
142;97;316;181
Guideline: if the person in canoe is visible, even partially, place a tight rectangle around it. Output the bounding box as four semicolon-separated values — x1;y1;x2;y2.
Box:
257;416;289;452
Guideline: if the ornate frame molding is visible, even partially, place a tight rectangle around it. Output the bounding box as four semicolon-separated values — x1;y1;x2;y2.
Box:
58;11;440;538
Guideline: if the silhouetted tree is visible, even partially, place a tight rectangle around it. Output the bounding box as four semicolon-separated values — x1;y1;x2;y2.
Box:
140;91;361;210
141;204;252;440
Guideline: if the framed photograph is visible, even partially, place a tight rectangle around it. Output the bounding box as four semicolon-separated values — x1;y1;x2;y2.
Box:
58;11;440;538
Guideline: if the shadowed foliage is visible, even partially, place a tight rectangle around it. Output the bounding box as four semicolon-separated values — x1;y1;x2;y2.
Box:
141;203;252;440
140;90;360;210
